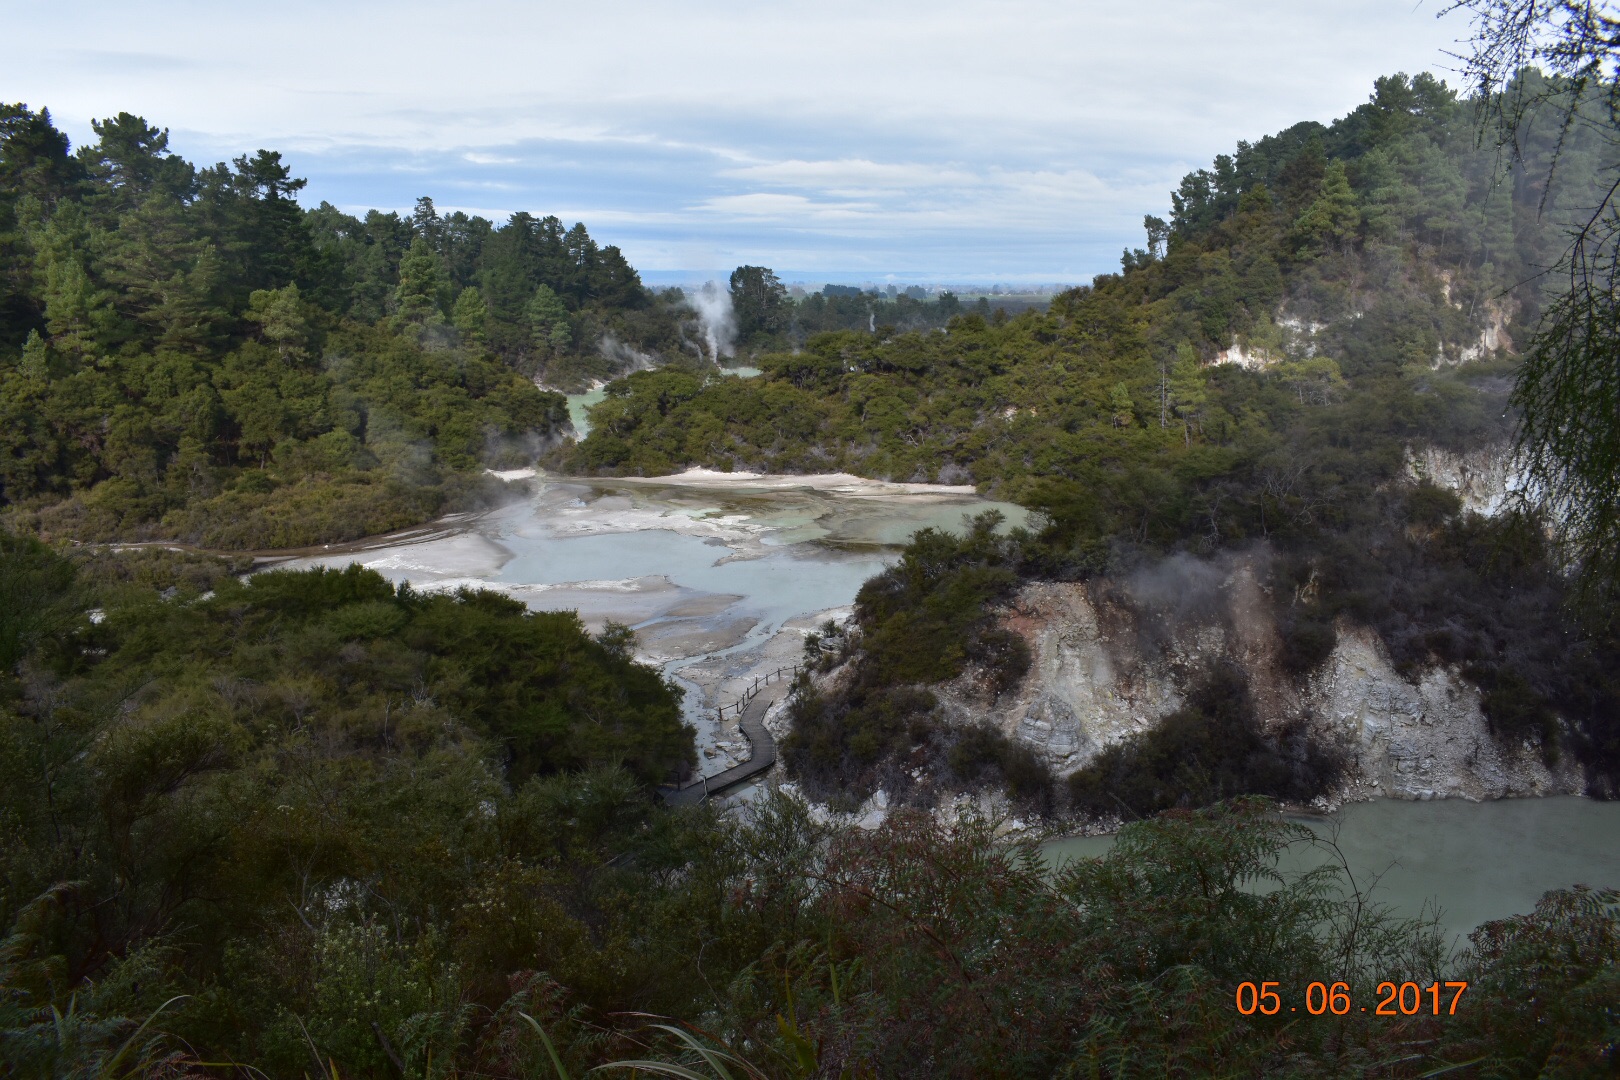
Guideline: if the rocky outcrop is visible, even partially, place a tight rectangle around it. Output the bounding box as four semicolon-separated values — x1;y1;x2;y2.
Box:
934;560;1581;804
1213;339;1277;369
1405;443;1532;517
1453;296;1516;365
1216;292;1516;372
1311;625;1572;801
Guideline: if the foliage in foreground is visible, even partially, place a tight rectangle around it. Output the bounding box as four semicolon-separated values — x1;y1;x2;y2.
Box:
1450;0;1620;601
2;539;1614;1078
4;783;1616;1077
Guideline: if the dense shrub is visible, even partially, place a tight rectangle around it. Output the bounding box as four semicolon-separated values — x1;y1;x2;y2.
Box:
945;722;1055;805
782;512;1044;808
1067;663;1343;818
852;512;1028;687
1277;613;1338;673
1448;884;1620;1074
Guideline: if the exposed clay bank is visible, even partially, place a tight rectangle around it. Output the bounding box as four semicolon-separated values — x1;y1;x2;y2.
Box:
939;562;1581;803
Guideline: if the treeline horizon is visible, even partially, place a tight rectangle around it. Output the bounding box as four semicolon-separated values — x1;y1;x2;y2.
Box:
0;105;669;550
0;102;1029;555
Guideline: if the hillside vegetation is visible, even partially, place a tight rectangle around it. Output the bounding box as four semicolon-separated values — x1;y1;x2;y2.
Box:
567;72;1599;487
3;73;1619;1077
0;105;994;551
0;108;705;547
570;74;1620;808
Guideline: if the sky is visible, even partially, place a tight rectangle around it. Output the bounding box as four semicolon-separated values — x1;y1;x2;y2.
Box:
5;1;1471;284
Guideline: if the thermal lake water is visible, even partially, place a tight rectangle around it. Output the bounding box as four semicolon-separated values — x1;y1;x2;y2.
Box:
1043;795;1620;947
282;471;1026;767
565;388;607;437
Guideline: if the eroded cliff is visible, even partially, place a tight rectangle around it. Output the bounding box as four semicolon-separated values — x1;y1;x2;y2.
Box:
934;560;1582;805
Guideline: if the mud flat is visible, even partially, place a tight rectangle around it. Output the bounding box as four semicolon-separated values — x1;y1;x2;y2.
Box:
280;471;1019;772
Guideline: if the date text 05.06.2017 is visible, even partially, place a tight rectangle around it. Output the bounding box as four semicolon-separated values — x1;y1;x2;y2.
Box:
1234;981;1468;1017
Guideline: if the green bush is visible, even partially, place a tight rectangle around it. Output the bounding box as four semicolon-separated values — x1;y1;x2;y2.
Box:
1068;664;1343;818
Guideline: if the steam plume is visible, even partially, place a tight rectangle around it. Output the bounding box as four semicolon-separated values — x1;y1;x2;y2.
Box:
687;281;736;364
599;332;657;372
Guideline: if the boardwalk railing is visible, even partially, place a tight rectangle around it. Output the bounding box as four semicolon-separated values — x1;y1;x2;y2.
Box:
662;663;801;805
712;663;800;723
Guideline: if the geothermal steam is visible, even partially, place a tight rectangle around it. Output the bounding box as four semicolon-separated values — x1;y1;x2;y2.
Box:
688;281;737;364
599;333;657;372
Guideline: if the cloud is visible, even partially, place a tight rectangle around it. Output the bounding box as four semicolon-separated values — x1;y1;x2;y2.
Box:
68;49;197;73
11;0;1468;278
724;159;983;195
697;193;880;221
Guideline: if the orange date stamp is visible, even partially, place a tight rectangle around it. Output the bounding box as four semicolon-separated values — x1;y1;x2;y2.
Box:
1234;980;1469;1016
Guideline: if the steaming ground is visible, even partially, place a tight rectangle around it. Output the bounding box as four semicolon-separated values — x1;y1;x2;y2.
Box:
278;470;1022;776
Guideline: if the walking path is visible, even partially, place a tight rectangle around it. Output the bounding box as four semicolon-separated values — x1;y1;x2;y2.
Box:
662;666;797;807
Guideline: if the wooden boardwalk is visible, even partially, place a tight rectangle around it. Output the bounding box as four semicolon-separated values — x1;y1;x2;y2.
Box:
662;666;796;807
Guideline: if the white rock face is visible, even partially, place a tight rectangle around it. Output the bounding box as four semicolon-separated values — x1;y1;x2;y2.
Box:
932;563;1582;804
1276;313;1328;358
1405;443;1531;517
1272;290;1514;369
1308;626;1578;801
1453;297;1516;365
1212;339;1277;369
936;577;1230;772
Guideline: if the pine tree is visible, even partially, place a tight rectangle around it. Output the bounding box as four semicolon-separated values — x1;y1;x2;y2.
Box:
17;326;49;380
152;245;229;354
729;265;788;342
40;252;110;358
412;195;443;252
560;221;598;305
1169;343;1207;446
1292;161;1359;254
32;206;118;358
78;112;194;214
527;284;570;352
452;286;487;344
394;236;447;330
245;283;310;359
1108;381;1135;428
0;331;63;500
222;150;315;296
